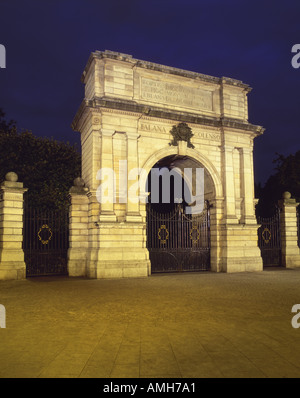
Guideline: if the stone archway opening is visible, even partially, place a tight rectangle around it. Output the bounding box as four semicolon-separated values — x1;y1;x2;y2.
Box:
145;154;215;273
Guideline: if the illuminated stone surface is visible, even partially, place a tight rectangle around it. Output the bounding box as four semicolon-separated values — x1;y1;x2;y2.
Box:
1;270;300;377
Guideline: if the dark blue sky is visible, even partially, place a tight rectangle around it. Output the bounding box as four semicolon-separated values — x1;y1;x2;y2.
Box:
0;0;299;185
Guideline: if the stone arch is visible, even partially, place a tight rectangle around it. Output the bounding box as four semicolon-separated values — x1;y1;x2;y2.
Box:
140;145;223;200
143;146;217;273
70;50;265;277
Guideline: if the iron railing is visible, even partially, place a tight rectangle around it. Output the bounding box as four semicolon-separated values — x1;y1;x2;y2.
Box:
257;207;281;267
23;205;69;277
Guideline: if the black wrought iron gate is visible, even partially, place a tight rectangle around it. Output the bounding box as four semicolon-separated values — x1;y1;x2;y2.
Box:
257;208;281;267
23;205;69;277
147;204;210;273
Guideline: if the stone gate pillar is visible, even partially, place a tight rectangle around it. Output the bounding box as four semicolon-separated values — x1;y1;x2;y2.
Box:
0;172;27;280
68;177;89;276
278;192;300;268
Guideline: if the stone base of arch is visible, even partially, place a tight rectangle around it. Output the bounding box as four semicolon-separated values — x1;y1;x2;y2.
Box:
219;223;263;272
72;223;263;277
206;199;263;273
86;221;150;279
68;190;263;278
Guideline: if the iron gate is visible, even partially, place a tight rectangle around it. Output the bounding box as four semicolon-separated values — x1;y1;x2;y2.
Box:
23;205;69;277
257;208;281;267
146;204;210;273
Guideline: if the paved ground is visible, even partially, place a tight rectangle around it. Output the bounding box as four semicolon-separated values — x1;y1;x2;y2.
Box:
1;268;300;378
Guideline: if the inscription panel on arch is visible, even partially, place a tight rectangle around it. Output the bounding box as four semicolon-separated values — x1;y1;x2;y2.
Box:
140;77;213;112
139;121;221;142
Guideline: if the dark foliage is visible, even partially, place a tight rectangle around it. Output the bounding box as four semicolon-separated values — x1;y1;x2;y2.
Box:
0;109;81;211
256;152;300;217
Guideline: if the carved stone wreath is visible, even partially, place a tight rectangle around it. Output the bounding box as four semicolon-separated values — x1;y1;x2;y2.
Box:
169;122;194;149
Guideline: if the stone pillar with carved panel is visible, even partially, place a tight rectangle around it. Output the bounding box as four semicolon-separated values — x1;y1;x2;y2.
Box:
278;192;300;268
0;172;27;280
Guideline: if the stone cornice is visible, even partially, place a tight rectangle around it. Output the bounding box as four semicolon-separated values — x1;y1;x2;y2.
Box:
82;50;251;91
72;97;264;136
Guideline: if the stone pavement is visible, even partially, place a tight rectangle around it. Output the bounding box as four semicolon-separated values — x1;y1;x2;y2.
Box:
1;268;300;378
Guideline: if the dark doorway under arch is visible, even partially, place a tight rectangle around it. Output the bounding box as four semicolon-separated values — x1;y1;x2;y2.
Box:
146;155;211;273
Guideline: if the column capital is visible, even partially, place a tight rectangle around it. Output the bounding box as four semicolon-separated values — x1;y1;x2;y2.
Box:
0;177;28;194
221;144;235;153
0;185;28;195
101;128;115;137
126;131;140;140
238;146;253;155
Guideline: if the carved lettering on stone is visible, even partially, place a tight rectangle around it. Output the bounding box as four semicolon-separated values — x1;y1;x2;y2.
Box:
140;77;213;111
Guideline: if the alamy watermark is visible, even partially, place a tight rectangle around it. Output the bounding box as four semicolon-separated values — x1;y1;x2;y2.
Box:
96;161;205;214
291;44;300;69
0;44;6;68
0;304;6;328
291;304;300;328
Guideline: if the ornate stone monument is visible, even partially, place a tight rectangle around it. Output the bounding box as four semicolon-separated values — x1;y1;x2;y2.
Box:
70;50;264;278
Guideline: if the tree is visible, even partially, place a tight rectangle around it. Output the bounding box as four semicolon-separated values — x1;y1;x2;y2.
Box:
0;109;81;211
256;151;300;217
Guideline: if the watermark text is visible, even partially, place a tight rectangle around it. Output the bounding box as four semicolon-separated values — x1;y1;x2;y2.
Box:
292;304;300;328
291;44;300;69
0;44;6;68
0;304;6;328
96;161;205;214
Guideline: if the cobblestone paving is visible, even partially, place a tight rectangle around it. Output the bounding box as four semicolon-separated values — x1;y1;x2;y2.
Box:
1;268;300;378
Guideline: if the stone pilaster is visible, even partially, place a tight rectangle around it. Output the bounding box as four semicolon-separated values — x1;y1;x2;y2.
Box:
67;177;89;276
0;172;27;280
126;131;142;222
99;128;117;222
239;146;257;224
209;197;223;272
221;145;238;223
278;192;300;268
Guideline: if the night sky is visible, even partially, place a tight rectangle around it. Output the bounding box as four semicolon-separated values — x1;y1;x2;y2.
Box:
0;0;299;185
